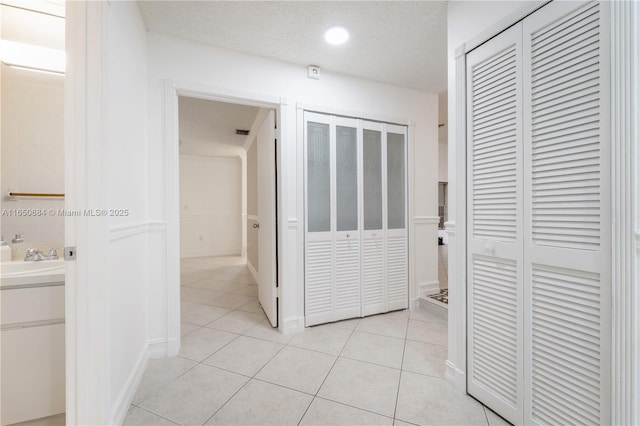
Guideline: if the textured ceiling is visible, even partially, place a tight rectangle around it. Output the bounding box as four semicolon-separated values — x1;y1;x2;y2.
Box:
138;1;448;93
178;96;260;147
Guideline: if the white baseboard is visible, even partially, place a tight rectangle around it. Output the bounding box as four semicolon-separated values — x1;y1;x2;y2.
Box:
410;296;421;311
180;249;241;259
148;337;168;359
445;360;467;394
166;337;179;357
419;280;440;297
246;260;259;284
282;316;304;334
110;343;150;425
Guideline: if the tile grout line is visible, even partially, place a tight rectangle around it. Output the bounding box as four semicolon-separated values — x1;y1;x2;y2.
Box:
129;404;182;425
296;321;360;426
392;314;411;423
311;395;396;422
133;356;201;407
137;259;452;425
201;324;292;425
136;329;244;412
200;378;252;425
201;291;298;423
137;263;261;417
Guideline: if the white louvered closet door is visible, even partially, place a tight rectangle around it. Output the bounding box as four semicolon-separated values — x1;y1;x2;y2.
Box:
523;2;610;425
305;112;409;326
466;1;611;424
305;113;334;326
334;116;362;321
361;121;386;316
386;125;408;311
466;23;524;424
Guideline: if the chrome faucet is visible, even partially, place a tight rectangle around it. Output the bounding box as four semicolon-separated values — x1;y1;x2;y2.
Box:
24;248;46;261
49;248;58;260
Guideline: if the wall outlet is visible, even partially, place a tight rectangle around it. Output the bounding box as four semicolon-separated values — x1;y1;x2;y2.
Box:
308;65;321;80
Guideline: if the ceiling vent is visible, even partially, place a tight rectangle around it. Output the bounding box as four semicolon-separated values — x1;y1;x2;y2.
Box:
236;129;250;136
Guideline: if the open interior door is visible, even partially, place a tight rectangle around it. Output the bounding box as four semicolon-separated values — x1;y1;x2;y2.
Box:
257;110;277;327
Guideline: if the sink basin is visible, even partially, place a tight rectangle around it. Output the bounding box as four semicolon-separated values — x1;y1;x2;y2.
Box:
1;259;65;279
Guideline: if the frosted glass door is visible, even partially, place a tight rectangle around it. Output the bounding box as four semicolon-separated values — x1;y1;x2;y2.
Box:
387;132;405;229
334;118;361;320
386;126;408;311
362;124;385;315
336;125;358;231
363;129;383;231
307;122;331;233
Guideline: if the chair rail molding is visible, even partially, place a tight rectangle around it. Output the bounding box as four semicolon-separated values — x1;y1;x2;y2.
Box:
413;216;440;225
108;220;166;241
444;221;456;237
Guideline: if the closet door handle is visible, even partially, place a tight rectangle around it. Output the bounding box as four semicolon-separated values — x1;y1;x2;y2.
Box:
252;223;260;229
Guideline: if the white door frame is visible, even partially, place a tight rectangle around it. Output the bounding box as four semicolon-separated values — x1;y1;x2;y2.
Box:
163;80;286;355
65;2;109;424
448;2;640;424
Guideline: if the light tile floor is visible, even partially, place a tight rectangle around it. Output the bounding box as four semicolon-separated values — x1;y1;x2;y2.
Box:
124;256;508;426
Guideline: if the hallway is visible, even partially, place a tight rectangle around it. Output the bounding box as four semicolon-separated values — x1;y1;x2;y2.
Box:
123;257;503;426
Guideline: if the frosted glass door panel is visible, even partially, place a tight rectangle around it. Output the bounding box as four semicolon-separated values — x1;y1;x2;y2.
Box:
387;132;405;229
307;122;331;232
363;129;382;231
336;126;358;232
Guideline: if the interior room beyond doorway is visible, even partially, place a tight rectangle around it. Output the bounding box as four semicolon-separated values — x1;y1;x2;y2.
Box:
177;96;277;326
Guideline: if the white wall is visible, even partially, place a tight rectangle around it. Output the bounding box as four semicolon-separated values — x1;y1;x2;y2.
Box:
146;32;439;337
445;0;542;392
179;155;242;257
0;5;65;246
103;2;150;422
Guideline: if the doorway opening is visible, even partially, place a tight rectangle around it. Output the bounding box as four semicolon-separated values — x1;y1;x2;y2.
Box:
174;94;279;353
0;2;67;425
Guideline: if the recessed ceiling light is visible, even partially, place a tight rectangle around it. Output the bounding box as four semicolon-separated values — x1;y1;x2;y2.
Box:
324;26;349;45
